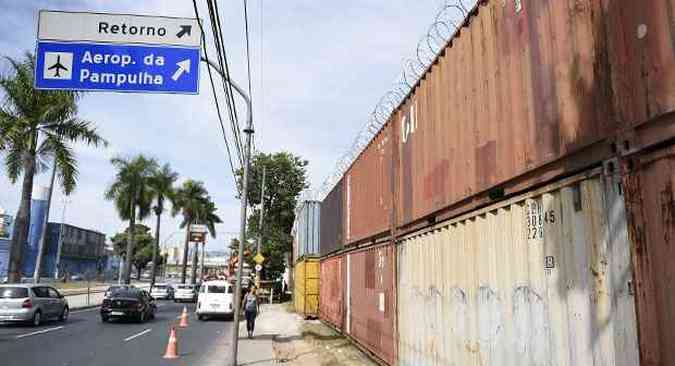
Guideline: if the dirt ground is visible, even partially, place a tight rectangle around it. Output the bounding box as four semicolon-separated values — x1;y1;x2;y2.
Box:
272;319;378;366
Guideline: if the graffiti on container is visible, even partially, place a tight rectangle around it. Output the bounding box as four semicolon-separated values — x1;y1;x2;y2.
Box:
526;200;556;240
478;286;502;364
513;286;549;363
377;248;385;286
400;102;417;144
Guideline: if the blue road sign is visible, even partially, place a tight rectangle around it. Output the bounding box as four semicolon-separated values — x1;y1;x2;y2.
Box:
35;41;199;94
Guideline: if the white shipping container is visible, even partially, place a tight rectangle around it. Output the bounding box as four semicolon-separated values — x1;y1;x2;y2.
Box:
397;168;639;366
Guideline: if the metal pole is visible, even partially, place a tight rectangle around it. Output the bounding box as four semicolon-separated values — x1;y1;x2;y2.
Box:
201;56;253;366
256;167;265;285
200;241;205;280
33;159;57;283
54;199;68;279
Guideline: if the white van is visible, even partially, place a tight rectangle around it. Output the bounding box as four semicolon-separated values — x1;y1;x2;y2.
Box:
196;281;233;320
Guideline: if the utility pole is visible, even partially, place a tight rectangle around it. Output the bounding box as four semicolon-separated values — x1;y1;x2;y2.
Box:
256;166;265;285
201;56;253;366
53;198;69;279
33;159;57;283
200;241;205;280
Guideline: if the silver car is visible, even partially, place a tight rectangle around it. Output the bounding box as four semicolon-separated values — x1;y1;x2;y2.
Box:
150;283;174;300
174;284;197;303
0;284;69;326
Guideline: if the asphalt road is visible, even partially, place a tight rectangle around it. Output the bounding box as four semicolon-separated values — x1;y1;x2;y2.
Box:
0;300;234;366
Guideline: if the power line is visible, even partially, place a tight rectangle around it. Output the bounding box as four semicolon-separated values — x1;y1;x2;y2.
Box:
202;0;243;166
192;0;240;192
243;0;253;117
258;0;264;150
208;0;245;163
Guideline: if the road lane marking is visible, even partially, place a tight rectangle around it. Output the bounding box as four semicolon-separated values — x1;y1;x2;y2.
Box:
16;326;65;339
123;328;152;342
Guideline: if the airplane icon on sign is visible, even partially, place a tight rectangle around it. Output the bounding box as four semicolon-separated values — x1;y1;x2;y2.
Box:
47;55;68;77
43;52;73;80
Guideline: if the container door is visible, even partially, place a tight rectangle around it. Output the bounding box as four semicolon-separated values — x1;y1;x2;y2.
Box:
622;146;675;365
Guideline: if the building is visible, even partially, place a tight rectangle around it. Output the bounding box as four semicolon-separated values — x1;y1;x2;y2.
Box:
45;222;106;278
0;210;13;279
0;190;107;279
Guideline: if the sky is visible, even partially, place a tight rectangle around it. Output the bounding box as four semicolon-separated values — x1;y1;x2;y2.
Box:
0;0;447;252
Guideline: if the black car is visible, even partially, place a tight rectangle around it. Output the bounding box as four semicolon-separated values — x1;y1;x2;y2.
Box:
100;289;156;323
103;285;136;299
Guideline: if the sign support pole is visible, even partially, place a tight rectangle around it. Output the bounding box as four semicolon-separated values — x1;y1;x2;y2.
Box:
256;166;265;287
200;56;252;366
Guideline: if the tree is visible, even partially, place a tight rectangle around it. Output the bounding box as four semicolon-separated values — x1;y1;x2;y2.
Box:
238;152;308;281
189;199;221;282
173;180;212;284
105;155;157;284
110;224;158;280
0;52;107;282
148;163;177;287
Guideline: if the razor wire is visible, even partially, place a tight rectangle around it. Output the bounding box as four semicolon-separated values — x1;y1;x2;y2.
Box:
312;0;475;201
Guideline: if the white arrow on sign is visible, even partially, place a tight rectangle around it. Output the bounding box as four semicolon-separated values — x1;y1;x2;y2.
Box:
172;59;191;81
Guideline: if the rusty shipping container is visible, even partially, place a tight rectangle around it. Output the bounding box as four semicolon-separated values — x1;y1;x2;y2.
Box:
622;144;675;366
392;0;675;232
346;243;396;365
397;168;640;365
294;257;320;318
320;179;344;256
319;255;345;330
344;121;394;245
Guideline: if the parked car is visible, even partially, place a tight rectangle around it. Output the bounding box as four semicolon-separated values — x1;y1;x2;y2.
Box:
196;281;233;320
103;285;136;299
174;284;197;303
150;283;174;300
100;289;156;323
0;284;69;326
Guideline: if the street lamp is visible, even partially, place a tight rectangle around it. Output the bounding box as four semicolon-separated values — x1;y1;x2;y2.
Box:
201;56;253;366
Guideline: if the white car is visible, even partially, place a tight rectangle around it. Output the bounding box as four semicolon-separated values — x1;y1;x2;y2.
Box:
174;284;197;303
196;281;233;320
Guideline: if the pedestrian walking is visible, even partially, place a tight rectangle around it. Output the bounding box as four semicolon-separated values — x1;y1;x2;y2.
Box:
244;287;260;338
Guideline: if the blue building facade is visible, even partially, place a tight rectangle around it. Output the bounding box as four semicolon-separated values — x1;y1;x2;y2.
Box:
0;199;107;280
0;213;13;278
45;222;106;279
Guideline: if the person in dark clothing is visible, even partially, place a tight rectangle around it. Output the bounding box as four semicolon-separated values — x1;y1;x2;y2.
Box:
244;287;260;338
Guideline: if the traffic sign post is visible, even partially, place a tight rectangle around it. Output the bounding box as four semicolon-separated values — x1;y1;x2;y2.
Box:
34;10;200;94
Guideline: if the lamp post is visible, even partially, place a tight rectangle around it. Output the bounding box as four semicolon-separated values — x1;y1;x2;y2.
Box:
54;198;70;280
201;56;252;366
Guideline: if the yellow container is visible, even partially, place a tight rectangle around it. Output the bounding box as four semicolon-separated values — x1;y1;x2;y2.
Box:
294;257;320;318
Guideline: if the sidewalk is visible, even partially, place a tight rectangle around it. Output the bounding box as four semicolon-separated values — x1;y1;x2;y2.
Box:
235;303;377;366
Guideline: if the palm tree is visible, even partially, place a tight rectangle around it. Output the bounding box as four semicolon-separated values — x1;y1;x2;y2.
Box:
190;199;221;283
147;163;177;288
105;155;157;284
0;53;107;283
173;180;209;284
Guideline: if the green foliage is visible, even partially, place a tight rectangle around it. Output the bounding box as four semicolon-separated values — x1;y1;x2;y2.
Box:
238;152;308;280
149;163;178;216
0;52;107;194
104;155;158;221
173;180;222;235
110;224;159;275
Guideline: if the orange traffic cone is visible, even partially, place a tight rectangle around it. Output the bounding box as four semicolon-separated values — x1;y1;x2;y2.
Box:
179;306;189;328
163;327;179;359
